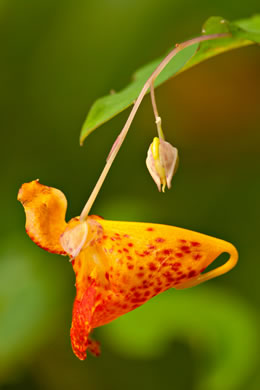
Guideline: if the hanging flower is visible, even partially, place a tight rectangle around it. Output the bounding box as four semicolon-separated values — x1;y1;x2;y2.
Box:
18;180;238;360
146;137;179;192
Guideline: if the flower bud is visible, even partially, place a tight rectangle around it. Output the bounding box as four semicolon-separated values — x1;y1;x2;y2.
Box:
146;137;178;192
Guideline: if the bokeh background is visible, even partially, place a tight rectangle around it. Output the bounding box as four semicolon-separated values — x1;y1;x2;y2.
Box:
1;1;260;389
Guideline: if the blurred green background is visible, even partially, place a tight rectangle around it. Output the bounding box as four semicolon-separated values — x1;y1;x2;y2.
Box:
0;1;260;389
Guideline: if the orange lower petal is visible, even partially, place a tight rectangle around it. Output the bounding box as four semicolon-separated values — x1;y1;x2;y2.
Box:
18;180;68;254
70;283;98;360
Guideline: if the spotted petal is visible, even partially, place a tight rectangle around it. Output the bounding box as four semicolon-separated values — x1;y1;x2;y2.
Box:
68;216;238;359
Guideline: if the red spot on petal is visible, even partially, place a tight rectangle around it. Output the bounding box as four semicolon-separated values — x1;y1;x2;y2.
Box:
128;243;134;247
193;253;202;260
123;248;129;253
127;255;132;260
191;241;200;247
179;239;187;243
163;249;173;255
128;264;134;270
149;262;157;271
175;252;183;258
146;227;154;231
188;270;197;278
155;237;165;243
137;272;145;278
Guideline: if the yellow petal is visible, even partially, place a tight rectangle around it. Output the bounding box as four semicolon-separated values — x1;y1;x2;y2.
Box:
71;217;238;331
18;180;68;255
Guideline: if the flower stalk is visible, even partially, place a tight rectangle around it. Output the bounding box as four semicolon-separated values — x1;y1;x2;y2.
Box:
80;32;229;221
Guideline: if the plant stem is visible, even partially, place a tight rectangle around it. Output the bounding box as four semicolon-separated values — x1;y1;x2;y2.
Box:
150;82;165;139
80;32;229;221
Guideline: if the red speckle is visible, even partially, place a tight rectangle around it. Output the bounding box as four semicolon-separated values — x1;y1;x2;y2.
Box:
142;250;150;256
137;272;144;278
200;267;206;273
175;252;183;258
117;249;122;253
180;245;190;251
179;239;187;243
193;253;202;260
148;245;157;250
158;257;165;263
131;298;146;304
146;227;154;231
102;235;108;240
176;274;187;280
122;304;128;309
130;287;136;292
105;272;109;281
155;237;165;243
110;237;116;241
139;266;144;270
162;262;169;267
71;259;75;266
163;249;173;255
123;248;129;253
128;243;134;247
128;264;134;270
127;255;132;260
144;290;150;297
134;291;141;298
124;234;130;238
154;287;162;293
191;241;200;247
188;270;197;278
149;262;157;271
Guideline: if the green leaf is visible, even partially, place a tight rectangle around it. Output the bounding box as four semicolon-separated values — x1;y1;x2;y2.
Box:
80;14;260;144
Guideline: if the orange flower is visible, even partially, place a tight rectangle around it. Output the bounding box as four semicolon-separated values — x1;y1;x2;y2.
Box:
18;180;238;360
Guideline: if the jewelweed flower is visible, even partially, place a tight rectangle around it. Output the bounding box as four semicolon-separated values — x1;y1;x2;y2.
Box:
18;180;238;360
146;137;178;192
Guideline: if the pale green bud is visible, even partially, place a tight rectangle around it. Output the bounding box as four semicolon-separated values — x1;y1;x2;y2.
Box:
146;137;178;192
